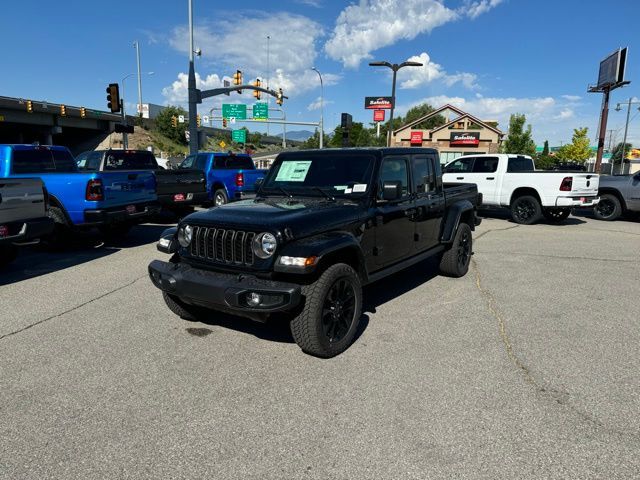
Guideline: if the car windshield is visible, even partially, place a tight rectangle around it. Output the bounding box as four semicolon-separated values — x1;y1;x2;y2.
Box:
261;152;375;197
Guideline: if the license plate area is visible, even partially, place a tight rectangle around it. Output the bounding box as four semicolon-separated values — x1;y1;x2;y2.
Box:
126;205;137;214
174;193;185;202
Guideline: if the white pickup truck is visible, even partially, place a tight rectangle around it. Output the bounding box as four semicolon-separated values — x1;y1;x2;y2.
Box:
443;154;599;224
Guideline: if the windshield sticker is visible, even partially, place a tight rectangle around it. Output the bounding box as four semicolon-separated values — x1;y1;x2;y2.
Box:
275;160;312;182
334;185;348;191
344;188;353;194
352;184;367;192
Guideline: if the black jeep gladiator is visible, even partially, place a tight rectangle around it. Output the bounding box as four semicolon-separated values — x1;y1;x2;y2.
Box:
148;148;481;357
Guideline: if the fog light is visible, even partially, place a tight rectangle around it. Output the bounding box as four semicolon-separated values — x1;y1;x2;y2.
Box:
158;238;171;248
247;292;262;307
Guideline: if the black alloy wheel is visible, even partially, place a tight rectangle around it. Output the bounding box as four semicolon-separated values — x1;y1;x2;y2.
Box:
511;195;542;225
321;278;357;344
457;228;471;272
593;194;622;221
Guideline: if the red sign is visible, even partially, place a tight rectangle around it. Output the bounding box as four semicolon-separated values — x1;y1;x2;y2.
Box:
373;109;385;122
410;131;423;144
450;132;480;146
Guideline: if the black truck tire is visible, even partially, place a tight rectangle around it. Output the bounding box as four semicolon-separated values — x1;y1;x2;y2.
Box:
542;207;571;223
162;291;204;321
290;263;362;358
44;206;72;247
593;193;622;221
213;189;228;206
511;195;542;225
439;222;472;278
0;244;19;268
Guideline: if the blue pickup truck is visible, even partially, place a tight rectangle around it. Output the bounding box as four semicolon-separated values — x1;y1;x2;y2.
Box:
179;152;266;206
0;144;160;242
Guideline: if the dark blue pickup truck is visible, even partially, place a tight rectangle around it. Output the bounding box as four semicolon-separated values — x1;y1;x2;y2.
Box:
179;152;266;206
0;144;160;241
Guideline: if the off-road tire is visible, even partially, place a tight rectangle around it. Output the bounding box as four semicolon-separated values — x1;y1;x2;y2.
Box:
542;208;571;223
439;222;472;278
163;291;204;321
290;263;362;358
511;195;542;225
0;244;19;268
593;193;622;221
213;189;229;206
44;206;72;248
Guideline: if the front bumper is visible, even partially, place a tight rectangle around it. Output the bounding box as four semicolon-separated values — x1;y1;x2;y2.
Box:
84;202;161;225
148;260;302;313
555;196;600;207
0;217;54;245
158;192;208;206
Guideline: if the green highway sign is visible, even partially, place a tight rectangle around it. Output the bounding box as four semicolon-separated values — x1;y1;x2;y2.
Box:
222;104;247;120
253;102;269;120
232;129;247;143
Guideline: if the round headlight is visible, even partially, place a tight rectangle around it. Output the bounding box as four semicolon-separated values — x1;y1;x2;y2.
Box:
178;224;193;247
254;232;277;259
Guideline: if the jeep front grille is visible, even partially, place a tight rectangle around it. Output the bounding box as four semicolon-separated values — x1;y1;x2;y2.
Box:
189;226;255;265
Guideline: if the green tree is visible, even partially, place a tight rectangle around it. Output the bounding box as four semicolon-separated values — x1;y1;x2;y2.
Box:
610;142;633;164
542;140;549;156
329;122;366;148
555;127;591;163
403;104;446;129
502;114;536;155
300;129;331;149
535;139;556;169
154;106;188;145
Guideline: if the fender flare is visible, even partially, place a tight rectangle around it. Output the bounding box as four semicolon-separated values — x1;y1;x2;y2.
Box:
441;200;475;244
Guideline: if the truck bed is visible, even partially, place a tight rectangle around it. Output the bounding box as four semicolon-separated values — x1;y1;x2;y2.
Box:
443;182;481;205
0;177;47;223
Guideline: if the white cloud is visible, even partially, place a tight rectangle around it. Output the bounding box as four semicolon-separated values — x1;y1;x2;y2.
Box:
325;0;503;68
464;0;504;19
554;109;574;120
168;13;338;95
294;0;323;7
307;97;334;111
161;72;227;104
397;52;478;89
561;95;581;102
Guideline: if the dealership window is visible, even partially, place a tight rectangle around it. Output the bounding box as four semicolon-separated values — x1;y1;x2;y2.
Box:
443;156;474;173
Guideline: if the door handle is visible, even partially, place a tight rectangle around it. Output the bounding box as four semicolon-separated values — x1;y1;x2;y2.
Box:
456;177;464;180
486;177;495;180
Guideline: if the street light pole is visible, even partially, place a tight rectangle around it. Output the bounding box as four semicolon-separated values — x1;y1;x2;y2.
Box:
615;98;640;174
368;60;423;147
134;41;143;117
187;0;199;154
311;67;324;149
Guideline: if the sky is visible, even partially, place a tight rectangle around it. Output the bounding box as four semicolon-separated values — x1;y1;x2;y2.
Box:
2;0;640;146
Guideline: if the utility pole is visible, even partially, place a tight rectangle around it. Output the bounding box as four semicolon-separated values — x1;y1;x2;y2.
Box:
187;0;199;154
134;41;143;118
311;67;324;148
266;35;270;137
615;98;640;174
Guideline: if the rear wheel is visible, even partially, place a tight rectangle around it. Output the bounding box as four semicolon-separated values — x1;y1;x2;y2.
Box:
511;195;542;225
162;291;206;321
543;208;571;223
0;244;19;268
593;193;622;221
290;263;362;358
439;223;472;278
213;189;228;206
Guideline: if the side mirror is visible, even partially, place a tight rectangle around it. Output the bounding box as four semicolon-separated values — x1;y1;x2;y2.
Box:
382;180;402;201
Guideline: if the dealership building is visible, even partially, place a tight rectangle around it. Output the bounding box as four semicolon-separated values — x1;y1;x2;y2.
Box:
390;104;504;163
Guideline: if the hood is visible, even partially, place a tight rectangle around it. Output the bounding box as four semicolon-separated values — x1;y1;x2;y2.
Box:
183;197;363;238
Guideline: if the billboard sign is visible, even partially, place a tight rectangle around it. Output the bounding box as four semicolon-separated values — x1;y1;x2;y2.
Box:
410;131;423;144
450;132;480;146
365;96;393;110
597;47;628;89
373;109;385;122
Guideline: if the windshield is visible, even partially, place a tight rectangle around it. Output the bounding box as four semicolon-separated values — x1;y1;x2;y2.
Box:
103;151;158;170
262;152;375;197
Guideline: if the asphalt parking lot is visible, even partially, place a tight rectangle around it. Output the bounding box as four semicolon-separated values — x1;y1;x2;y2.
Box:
1;213;639;479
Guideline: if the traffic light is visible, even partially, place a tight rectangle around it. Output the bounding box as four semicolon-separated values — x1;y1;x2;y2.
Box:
276;88;284;106
222;118;227;128
80;107;86;118
171;116;177;128
26;100;33;113
106;83;120;113
233;70;243;94
60;105;66;116
253;79;261;100
196;114;201;127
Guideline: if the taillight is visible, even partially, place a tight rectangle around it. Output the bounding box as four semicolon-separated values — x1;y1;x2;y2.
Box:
235;172;244;187
86;179;104;201
559;177;573;191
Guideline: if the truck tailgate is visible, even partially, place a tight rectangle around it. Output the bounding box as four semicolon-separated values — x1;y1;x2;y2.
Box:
154;169;206;196
0;178;46;223
100;171;156;205
239;169;267;193
569;174;599;196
